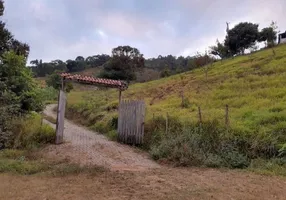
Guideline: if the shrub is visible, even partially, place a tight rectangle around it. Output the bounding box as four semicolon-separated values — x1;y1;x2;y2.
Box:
149;119;253;168
93;122;108;133
107;130;118;141
12;113;55;149
39;86;58;103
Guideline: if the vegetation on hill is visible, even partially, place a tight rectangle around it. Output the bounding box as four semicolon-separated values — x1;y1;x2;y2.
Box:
0;0;55;150
66;44;286;168
28;21;278;85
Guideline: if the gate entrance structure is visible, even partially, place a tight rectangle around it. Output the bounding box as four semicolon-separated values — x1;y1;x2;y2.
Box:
55;73;146;145
117;100;145;145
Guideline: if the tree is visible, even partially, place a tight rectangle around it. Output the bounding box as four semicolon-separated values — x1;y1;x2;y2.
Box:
1;51;43;111
99;45;145;82
160;68;171;78
0;0;3;16
46;71;73;92
66;59;77;72
225;22;259;55
75;56;85;62
258;22;278;48
0;1;29;59
30;59;39;66
209;40;230;59
0;1;43;149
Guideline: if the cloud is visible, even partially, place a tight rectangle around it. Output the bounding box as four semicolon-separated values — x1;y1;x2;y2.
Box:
2;0;286;62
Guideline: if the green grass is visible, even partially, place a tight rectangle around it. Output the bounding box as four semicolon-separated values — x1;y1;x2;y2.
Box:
12;112;56;149
0;149;48;175
65;44;286;168
0;149;107;176
248;158;286;176
67;44;286;134
43;113;57;124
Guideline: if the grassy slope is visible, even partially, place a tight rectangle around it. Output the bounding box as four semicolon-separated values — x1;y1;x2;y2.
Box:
67;45;286;140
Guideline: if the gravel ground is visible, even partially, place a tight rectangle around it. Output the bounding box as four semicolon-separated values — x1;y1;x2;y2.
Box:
43;104;160;171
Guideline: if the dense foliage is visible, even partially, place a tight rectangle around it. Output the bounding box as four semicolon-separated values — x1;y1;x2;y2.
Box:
98;45;145;82
46;71;73;92
0;0;54;149
29;54;110;77
210;21;278;58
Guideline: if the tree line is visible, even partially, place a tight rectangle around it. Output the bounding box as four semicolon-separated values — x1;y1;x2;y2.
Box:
29;54;110;77
35;21;280;84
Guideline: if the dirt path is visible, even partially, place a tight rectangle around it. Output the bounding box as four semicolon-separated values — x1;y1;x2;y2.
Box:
1;168;286;200
43;104;159;171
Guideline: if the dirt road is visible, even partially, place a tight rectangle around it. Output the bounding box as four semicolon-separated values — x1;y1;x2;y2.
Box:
1;167;286;200
1;104;286;199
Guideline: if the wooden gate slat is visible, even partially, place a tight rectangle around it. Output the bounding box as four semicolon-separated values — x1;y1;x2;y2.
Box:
117;99;145;145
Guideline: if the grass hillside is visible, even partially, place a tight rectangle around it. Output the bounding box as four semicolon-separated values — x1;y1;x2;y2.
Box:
66;44;286;167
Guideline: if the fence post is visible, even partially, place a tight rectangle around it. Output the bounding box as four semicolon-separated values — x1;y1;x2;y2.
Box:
165;113;169;135
198;106;202;124
118;90;122;103
61;77;64;91
225;104;229;127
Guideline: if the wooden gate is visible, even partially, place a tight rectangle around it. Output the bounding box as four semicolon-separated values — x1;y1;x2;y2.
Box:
55;90;66;144
117;100;145;145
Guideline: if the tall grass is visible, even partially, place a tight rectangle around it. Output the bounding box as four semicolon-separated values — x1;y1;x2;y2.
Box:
39;86;58;104
11;112;55;149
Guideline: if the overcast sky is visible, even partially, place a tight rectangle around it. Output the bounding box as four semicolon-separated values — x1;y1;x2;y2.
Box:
2;0;286;62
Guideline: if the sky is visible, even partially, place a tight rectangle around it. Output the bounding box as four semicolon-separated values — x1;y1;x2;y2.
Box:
2;0;286;62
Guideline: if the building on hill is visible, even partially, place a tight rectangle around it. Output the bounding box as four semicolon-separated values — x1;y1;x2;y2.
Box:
278;31;286;44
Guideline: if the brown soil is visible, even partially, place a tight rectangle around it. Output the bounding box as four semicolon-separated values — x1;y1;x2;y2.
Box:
1;168;286;200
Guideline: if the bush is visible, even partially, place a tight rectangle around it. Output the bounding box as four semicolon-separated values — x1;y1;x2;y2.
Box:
149;119;252;168
46;72;73;92
12;113;55;149
107;130;118;141
39;86;58;103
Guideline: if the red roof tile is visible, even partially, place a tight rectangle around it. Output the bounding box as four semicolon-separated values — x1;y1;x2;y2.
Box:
60;73;128;90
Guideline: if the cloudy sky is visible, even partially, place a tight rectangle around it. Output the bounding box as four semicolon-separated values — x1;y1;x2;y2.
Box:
2;0;286;62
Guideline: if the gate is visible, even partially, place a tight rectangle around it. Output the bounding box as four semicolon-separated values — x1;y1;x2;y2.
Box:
117;100;145;145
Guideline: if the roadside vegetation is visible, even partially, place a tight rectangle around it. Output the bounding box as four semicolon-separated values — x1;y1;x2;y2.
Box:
0;0;59;174
0;149;106;176
66;44;286;172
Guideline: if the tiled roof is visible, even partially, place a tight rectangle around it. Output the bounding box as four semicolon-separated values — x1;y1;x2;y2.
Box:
60;73;128;90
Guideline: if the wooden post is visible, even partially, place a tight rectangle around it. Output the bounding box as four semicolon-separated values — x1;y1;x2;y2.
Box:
181;90;184;108
165;113;169;135
119;90;122;103
225;104;229;127
198;106;202;124
61;77;64;91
